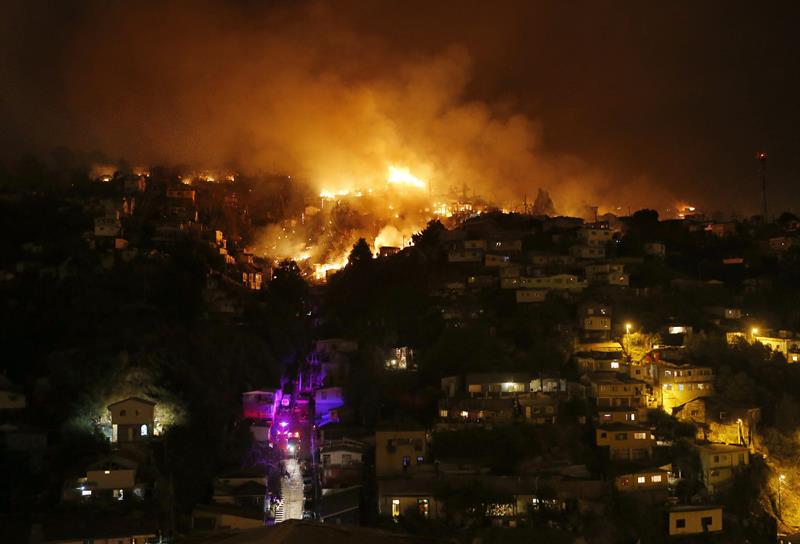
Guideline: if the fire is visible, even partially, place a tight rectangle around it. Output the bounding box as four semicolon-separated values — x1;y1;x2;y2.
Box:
313;255;349;281
387;165;427;190
320;188;362;199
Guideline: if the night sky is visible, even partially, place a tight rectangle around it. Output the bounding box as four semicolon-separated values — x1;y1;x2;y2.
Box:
2;0;799;214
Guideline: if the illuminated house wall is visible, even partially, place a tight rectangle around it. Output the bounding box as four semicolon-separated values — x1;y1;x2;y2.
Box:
107;397;155;444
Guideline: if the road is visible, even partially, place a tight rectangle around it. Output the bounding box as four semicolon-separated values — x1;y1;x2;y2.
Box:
279;458;305;521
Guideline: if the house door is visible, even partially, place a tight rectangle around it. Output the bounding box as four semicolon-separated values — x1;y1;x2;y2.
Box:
127;427;133;441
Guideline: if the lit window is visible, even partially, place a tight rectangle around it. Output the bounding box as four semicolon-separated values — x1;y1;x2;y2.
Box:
104;470;111;475
651;475;662;482
439;409;448;418
630;414;636;421
140;424;148;436
610;362;619;369
391;499;400;518
634;432;647;440
637;476;646;484
460;410;469;418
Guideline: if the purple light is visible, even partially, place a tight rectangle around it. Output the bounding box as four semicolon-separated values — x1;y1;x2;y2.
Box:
279;421;288;428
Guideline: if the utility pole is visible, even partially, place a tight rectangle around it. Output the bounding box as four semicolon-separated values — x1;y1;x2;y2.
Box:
758;151;768;221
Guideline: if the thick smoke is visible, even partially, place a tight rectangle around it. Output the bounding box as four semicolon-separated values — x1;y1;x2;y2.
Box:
0;0;675;214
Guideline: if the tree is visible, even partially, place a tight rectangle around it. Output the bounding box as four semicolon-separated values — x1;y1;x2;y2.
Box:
347;238;373;268
411;219;445;252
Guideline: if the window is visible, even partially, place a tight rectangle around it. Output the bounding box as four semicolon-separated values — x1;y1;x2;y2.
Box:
140;424;148;436
342;454;352;464
701;516;713;527
416;456;424;464
678;384;685;391
615;433;628;440
322;454;331;465
651;475;662;483
690;410;698;416
119;409;127;416
629;413;636;421
402;456;410;471
391;499;400;518
600;432;607;438
417;498;430;518
637;476;646;484
675;518;686;528
610;362;619;369
439;409;448;418
713;455;719;463
634;432;647;440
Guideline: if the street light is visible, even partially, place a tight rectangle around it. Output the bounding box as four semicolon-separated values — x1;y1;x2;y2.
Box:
779;474;786;518
625;323;632;334
751;327;759;336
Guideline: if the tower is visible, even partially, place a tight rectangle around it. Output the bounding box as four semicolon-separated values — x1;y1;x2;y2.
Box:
757;151;768;221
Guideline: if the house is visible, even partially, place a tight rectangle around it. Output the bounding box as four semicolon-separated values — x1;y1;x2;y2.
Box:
242;389;281;442
379;471;610;523
191;503;264;531
377;475;440;520
107;397;155;444
576;351;626;373
441;373;532;398
706;221;737;237
706;306;743;320
578;302;612;341
385;346;416;371
437;373;565;425
673;397;760;445
578;225;613;247
315;387;346;424
696;443;749;492
584;372;649;418
614;467;670;501
596;423;655;461
597;406;640;424
375;427;428;478
668;505;723;536
317;486;362;524
0;422;47;453
515;289;548;303
212;468;267;509
94;216;121;238
648;361;714;412
484;254;510;267
0;375;26;410
31;514;160;544
585;263;628;286
65;455;144;501
463;239;487;250
529;253;576;267
753;334;800;361
320;439;365;488
643;242;666;257
770;236;796;253
570;245;606;260
489;239;522;252
186;519;438;542
448;249;483;263
501;274;587;292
